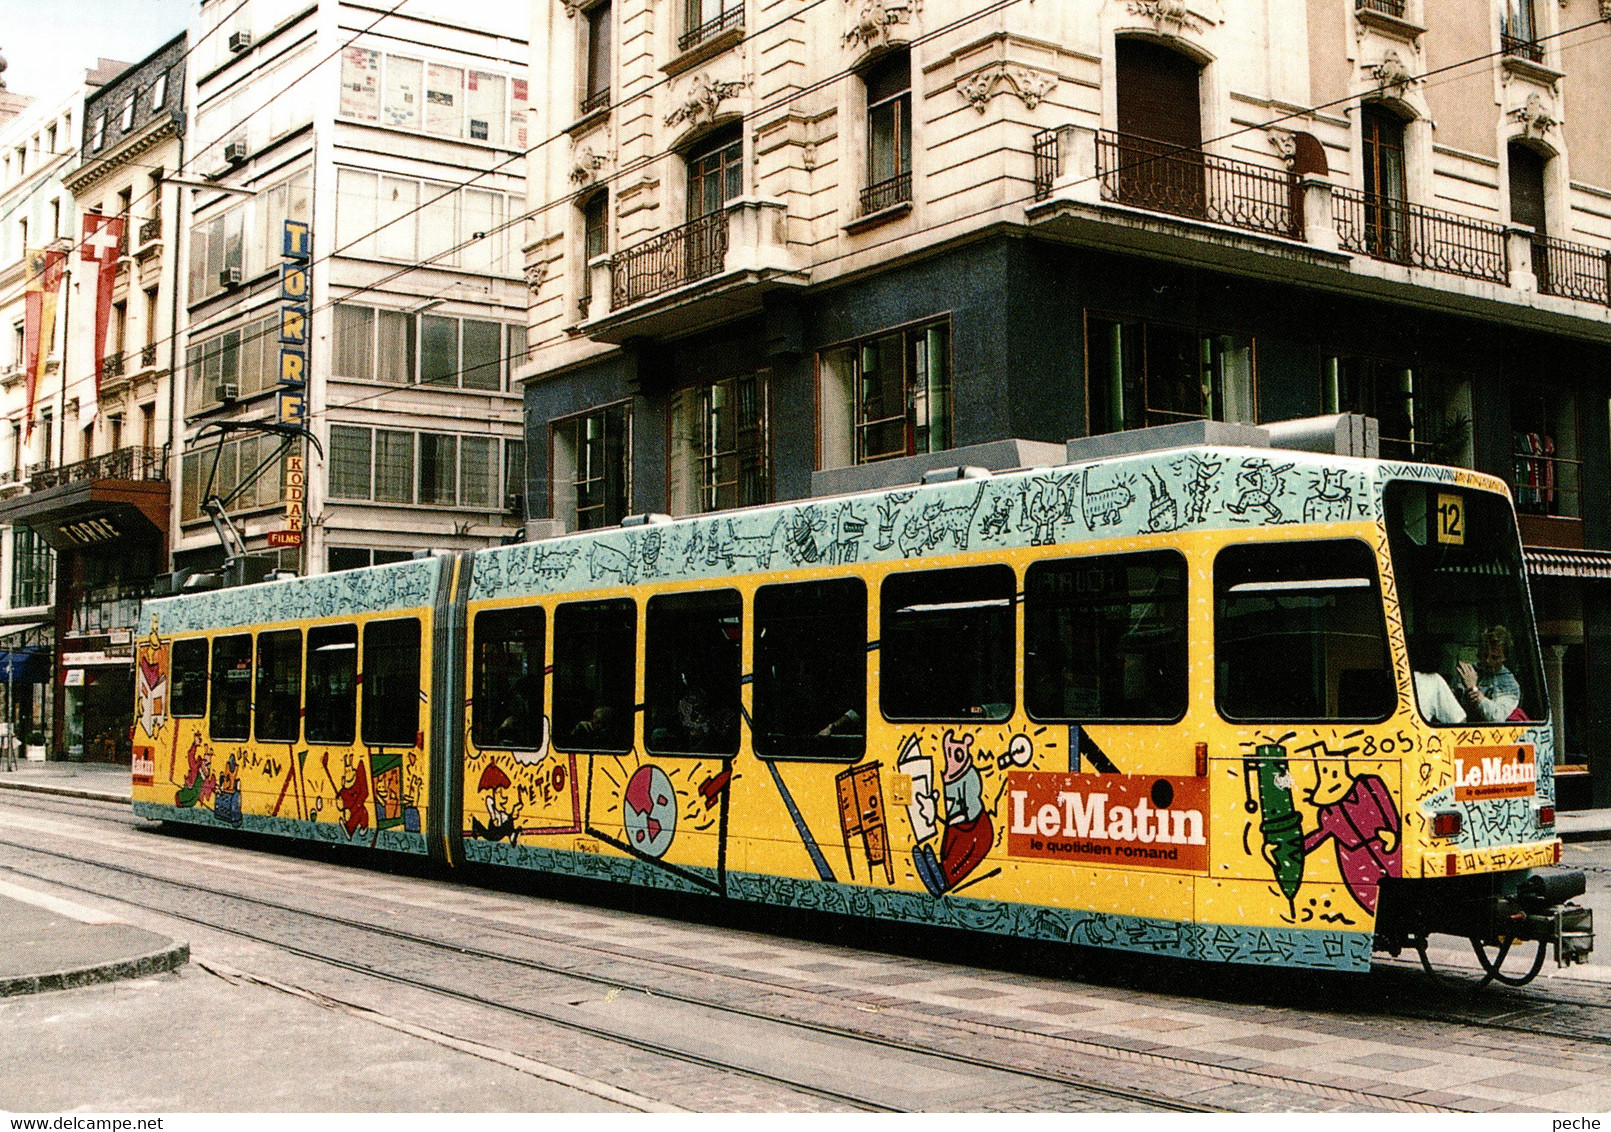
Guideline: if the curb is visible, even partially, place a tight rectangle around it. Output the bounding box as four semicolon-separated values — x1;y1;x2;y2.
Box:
1559;827;1611;844
0;780;129;804
0;939;189;997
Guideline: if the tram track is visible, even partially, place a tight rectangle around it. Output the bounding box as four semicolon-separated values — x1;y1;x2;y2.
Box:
0;829;1213;1113
5;791;1605;1110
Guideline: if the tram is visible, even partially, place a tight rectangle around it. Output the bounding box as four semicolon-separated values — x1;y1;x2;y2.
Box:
131;436;1593;976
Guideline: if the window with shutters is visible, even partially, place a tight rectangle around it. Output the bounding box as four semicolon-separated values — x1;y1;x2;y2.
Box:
1113;38;1204;214
1360;104;1409;261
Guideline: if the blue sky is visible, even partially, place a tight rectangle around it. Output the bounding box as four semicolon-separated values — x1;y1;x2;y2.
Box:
1;0;193;102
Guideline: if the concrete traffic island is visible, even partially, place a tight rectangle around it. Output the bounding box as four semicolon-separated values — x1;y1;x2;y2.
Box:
0;890;188;997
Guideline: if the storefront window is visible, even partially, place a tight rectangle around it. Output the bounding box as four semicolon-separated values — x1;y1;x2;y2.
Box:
818;322;951;468
1086;316;1253;435
1324;357;1473;466
1511;386;1579;518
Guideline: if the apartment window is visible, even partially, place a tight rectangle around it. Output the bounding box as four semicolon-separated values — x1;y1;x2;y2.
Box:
144;288;159;352
686;126;743;221
334;169;512;272
49;199;60;239
140;403;156;449
1360;103;1409;261
1504;0;1541;55
150;72;168;110
332;303;516;389
752;578;866;760
81;422;93;461
1114;38;1205;211
582;2;612;114
341;47;382;122
882;564;1015;721
305;624;358;743
645;590;742;756
1512;386;1580;518
44;124;56;152
186;205;245;303
1086;316;1254;435
552;598;636;753
92;116;105;151
682;0;742;51
185;313;282;412
669;373;770;514
40;410;52;467
504;440;526;513
112;301;127;358
121;97;136;131
108;414;123;452
9;526;53;609
327;423;518;510
340;50;520;147
179;434;285;521
818;322;952;467
581;191;608;315
1323;357;1472;466
1509;142;1550;290
362;619;421;747
862;51;912;215
552;402;630;531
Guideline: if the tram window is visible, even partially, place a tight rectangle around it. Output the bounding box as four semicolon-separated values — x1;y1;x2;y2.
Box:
552;599;636;753
255;629;302;742
645;590;742;756
210;634;253;741
362;618;421;747
473;606;546;750
1025;550;1187;722
753;578;866;761
882;564;1015;722
305;624;358;744
170;638;208;718
1215;539;1394;722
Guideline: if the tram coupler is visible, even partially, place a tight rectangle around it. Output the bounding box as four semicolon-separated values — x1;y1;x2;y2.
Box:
1499;870;1594;967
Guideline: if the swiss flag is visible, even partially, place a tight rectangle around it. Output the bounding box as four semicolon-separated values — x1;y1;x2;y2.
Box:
80;213;125;425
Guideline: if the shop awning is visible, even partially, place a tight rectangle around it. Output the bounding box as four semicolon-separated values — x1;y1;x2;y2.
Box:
1525;548;1611;579
0;646;50;684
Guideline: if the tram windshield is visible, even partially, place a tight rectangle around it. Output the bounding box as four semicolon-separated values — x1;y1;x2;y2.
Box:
1384;481;1546;727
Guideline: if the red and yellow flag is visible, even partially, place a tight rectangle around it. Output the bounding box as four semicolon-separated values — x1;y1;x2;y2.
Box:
22;248;66;443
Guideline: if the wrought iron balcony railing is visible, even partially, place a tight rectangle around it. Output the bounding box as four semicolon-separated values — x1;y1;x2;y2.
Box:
141;342;158;368
28;446;168;491
859;170;912;216
679;4;743;52
1535;235;1611;306
610;210;729;307
580;88;610;115
1355;0;1406;16
103;351;125;379
138;215;161;245
1332;187;1508;283
1032;127;1058;201
1096;130;1299;240
1502;33;1545;63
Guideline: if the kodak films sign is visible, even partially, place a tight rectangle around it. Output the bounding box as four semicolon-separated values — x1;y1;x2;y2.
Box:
1453;745;1536;802
1007;772;1209;871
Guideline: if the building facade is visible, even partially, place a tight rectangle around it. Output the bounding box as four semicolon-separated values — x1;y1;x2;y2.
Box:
173;0;531;583
520;0;1611;806
0;61;132;758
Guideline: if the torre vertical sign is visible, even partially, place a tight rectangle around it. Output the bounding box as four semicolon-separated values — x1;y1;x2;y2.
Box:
268;219;310;551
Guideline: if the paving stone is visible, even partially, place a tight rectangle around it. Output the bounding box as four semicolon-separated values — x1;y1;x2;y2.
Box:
859;971;934;986
1022;1000;1099;1016
1114;1015;1204;1033
931;985;1005;1000
1224;1033;1320;1051
722;950;784;961
1365;1082;1429;1099
1407;1090;1482;1108
1474;1072;1576;1094
1343;1052;1440;1072
786;960;858;974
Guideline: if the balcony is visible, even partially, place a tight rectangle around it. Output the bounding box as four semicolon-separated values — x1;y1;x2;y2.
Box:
1535;236;1611;306
1333;187;1507;284
678;4;743;52
583;198;804;343
102;351;125;380
1502;32;1545;64
141;342;158;368
579;88;610;116
1356;0;1404;14
0;446;171;552
858;171;912;219
138;216;161;245
1033;128;1059;201
1096;130;1298;240
30;447;167;492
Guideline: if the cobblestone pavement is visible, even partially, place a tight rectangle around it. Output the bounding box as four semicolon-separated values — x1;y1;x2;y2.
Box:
0;790;1607;1112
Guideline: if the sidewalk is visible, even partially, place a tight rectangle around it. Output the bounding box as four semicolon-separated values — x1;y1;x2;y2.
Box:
0;882;188;996
0;759;130;801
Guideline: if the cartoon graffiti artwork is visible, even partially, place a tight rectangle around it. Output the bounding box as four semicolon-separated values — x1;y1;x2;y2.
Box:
1303;469;1354;523
135;621;169;740
325;750;370;838
1142;469;1181;533
827;502;868;564
1226;459;1294;524
1081;468;1135;530
896;734;938;842
213;753;243;827
622;764;677;858
1181;455;1222;524
1244;743;1306;913
913;730;994;895
371;751;417;832
175;735;212;809
1300;757;1401;913
979;492;1014;540
874;493;913;551
1021;475;1071;546
835;762;893;883
471;761;521;841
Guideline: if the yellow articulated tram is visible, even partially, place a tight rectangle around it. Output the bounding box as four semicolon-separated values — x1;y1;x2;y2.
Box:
132;440;1593;976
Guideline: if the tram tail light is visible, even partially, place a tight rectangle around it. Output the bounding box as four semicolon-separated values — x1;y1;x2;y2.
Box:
1433;811;1463;838
1194;742;1208;777
1555;841;1563;865
1539;806;1556;827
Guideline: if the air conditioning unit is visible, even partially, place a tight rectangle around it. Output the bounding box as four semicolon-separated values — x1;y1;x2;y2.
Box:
214;382;239;403
504;492;525;516
218;265;242;288
228;30;253;52
222;139;249;165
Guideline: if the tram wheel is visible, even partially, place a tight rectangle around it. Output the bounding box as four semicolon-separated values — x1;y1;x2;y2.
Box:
1470;936;1548;988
